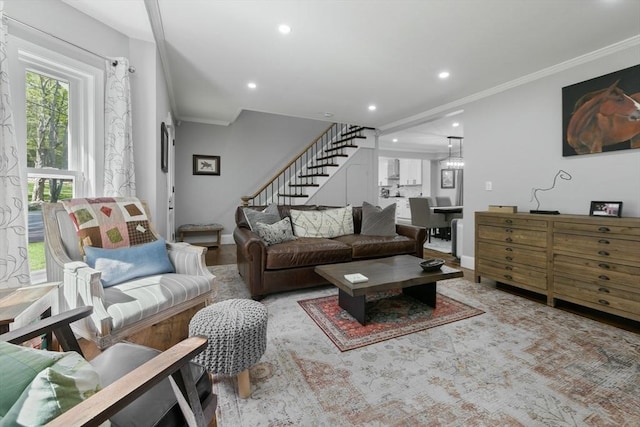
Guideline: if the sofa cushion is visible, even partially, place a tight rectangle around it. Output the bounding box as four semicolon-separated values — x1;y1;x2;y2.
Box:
243;203;280;230
255;217;296;246
361;201;396;236
265;237;352;269
104;273;213;330
290;206;354;238
84;238;175;287
333;234;417;259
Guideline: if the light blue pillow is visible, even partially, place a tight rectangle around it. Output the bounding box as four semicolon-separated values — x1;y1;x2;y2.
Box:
84;238;175;287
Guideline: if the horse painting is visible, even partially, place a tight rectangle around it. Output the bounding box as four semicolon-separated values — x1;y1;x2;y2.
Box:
566;80;640;154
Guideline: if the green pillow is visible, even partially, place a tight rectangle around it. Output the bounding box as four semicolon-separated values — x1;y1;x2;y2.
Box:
0;341;101;426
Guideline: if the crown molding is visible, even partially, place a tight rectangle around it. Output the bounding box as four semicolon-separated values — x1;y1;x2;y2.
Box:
381;35;640;135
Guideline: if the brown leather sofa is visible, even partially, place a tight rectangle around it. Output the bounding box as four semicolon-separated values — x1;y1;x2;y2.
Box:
233;205;426;299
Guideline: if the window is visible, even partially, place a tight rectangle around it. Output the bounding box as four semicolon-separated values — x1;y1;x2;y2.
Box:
8;35;103;282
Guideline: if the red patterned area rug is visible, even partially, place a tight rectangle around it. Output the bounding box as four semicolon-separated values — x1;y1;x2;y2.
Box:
298;291;484;351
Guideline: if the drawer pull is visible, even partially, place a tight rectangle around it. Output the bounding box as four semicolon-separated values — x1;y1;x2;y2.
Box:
598;287;610;293
598;299;610;306
505;266;513;271
505;256;513;261
598;263;610;270
598;226;610;232
598;239;610;244
598;275;609;281
504;274;513;280
505;247;513;252
505;219;513;224
505;237;513;243
598;250;610;256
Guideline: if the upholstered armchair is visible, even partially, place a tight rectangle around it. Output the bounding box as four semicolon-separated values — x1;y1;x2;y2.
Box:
0;306;216;426
43;197;216;349
409;197;449;243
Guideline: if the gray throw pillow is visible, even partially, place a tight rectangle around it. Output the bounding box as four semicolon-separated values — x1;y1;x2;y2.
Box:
243;203;280;230
361;201;396;236
254;217;297;246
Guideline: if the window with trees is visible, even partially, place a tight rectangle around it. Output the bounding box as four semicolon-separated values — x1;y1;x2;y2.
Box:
26;71;74;205
9;36;102;282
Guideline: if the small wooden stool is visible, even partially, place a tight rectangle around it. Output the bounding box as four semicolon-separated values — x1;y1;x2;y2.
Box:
177;223;223;248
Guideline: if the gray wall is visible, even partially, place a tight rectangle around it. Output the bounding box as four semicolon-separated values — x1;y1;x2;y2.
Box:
460;45;640;268
174;111;330;239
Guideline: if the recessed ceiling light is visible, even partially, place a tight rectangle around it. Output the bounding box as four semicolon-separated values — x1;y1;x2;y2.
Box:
247;82;257;89
439;71;450;79
392;138;398;143
368;105;377;111
452;122;459;127
278;24;291;34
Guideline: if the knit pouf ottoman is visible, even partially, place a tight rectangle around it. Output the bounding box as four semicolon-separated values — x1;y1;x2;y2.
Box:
189;299;267;398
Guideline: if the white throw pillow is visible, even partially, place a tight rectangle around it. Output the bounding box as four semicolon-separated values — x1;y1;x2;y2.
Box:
290;206;354;238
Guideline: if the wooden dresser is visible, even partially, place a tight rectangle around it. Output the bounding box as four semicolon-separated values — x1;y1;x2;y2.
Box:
475;212;640;322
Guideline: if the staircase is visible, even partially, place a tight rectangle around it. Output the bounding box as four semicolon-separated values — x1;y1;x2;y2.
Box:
241;123;373;206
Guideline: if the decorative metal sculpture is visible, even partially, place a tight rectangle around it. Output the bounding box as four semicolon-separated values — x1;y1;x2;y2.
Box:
530;169;572;214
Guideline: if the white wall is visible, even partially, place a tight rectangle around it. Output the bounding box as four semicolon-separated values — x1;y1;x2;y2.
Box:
461;45;640;269
174;111;330;239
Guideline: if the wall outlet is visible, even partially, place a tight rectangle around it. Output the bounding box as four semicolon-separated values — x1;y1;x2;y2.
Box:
485;181;493;191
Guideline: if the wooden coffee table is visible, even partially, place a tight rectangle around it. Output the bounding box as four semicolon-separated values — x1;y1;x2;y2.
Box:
315;255;463;324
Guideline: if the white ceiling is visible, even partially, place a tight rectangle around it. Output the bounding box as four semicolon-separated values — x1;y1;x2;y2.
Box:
62;0;640;153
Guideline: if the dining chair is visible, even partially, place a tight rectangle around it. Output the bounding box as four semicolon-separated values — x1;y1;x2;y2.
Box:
409;197;449;243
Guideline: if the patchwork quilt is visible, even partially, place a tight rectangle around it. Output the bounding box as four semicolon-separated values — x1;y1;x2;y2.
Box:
61;197;157;250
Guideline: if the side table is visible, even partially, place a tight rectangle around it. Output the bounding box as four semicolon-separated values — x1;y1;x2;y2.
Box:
177;223;223;248
0;282;61;348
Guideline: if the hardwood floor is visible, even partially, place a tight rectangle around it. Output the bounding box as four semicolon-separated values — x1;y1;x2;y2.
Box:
204;244;237;266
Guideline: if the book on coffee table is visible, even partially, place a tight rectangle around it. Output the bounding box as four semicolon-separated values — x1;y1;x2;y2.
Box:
344;273;368;284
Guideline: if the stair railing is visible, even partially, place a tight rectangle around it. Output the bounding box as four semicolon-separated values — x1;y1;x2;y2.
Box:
241;122;369;206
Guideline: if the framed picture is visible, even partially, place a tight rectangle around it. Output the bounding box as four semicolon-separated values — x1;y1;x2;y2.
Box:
562;64;640;157
193;154;220;176
589;201;623;218
441;169;455;189
160;122;168;173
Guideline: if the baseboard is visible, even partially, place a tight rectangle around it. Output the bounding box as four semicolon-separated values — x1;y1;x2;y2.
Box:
460;255;474;271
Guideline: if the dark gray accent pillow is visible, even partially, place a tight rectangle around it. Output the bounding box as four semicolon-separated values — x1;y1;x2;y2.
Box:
243;203;281;230
361;201;396;236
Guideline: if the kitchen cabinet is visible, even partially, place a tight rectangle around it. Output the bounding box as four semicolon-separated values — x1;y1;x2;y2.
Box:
379;158;399;186
399;159;422;185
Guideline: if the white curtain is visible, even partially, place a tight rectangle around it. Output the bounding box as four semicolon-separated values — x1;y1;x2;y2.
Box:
0;11;30;288
104;57;135;196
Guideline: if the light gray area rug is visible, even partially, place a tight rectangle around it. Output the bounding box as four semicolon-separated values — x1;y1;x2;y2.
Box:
424;237;452;254
207;265;640;426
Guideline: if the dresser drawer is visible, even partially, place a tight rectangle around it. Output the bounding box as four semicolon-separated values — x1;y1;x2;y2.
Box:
477;215;547;229
553;254;640;292
478;225;547;248
477;258;547;290
478;241;547;269
553;233;640;264
554;221;640;237
554;275;640;316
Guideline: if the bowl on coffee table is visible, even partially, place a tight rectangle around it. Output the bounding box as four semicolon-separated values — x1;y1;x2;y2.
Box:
420;258;445;272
